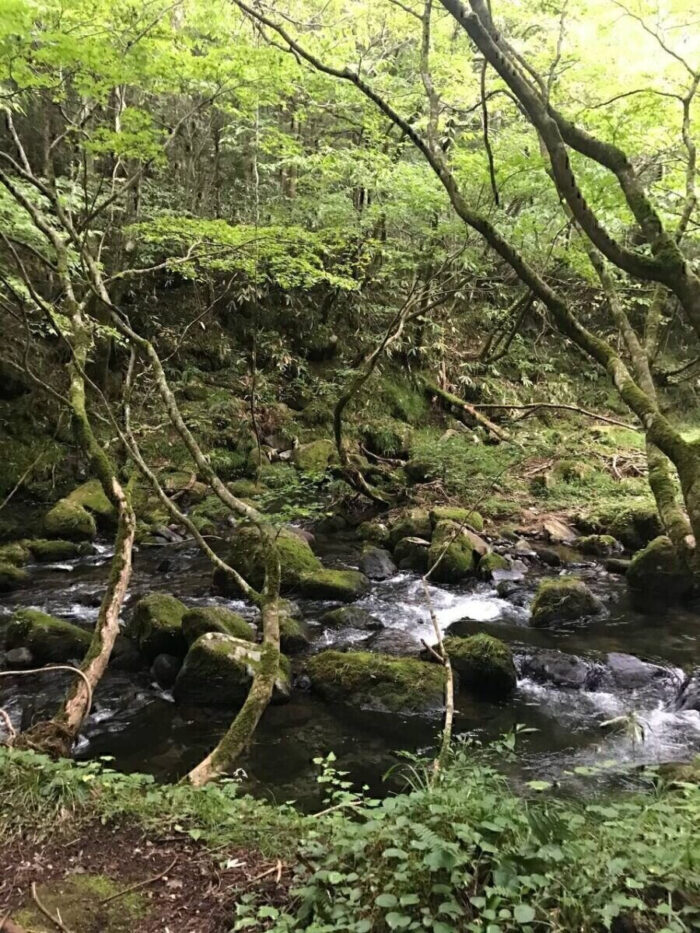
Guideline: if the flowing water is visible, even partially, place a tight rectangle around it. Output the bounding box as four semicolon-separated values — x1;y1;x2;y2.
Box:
1;533;699;808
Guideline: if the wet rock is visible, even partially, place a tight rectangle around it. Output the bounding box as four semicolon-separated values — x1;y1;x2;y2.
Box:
150;524;183;544
533;546;561;567
627;536;693;602
530;576;603;627
4;646;34;668
306;650;445;714
428;521;477;583
603;652;673;690
356;520;391;547
213;524;320;595
279;612;311;654
109;634;143;672
181;606;254;645
574;534;623;557
0;562;29;592
364;629;421;656
393;536;430;572
126;593;187;661
321;606;383;630
389;508;432;547
151;653;182;688
292;439;337;473
5;608;91;663
519;649;599;690
26;539;93;562
359;546;397;581
477;551;510;580
429;506;484;532
298;568;370;602
673;667;700;712
174;632;291;707
605;557;630;576
442;634;516;698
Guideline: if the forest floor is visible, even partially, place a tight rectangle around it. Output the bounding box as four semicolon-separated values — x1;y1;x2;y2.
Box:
0;819;292;932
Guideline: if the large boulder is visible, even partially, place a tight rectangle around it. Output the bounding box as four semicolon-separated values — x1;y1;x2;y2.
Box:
393;536;430;572
26;539;93;562
358;546;397;581
44;479;117;541
298;569;370;602
292;439;337;473
306;650;445;714
530;576;603;627
5;608;91;663
428;521;477;583
603;652;674;691
442;634;516;698
213;524;321;595
580;503;662;550
126;593;187;661
181;606;254;645
574;535;623;558
173;633;291;707
477;551;510;580
626;536;693;602
0;562;29;593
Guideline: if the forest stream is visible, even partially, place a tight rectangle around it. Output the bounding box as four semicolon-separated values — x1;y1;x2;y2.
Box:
2;531;698;809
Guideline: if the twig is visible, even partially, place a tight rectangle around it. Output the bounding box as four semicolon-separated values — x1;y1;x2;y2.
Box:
469;401;635;430
99;856;178;905
31;882;75;933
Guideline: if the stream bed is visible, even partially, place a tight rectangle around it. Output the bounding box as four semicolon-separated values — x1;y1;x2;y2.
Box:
1;533;699;808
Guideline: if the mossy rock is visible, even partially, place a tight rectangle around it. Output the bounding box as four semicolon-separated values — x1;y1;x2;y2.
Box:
182;606;254;645
6;608;91;662
404;458;437;484
552;459;594;483
389;508;432;546
320;606;382;630
279;611;311;654
530;577;603;627
443;634;516;697
298;568;370;602
27;539;93;562
477;551;510;580
15;873;146;933
430;506;484;532
582;503;662;550
357;520;391;547
227;478;268;498
428;520;477;583
161;470;208;504
574;534;622;557
44;499;97;541
0;561;29;592
213;524;321;595
292;439;338;474
173;632;291;707
363;420;412;459
393;536;430;572
211;447;249;480
126;593;187;661
627;536;694;602
306;650;445;714
0;541;30;565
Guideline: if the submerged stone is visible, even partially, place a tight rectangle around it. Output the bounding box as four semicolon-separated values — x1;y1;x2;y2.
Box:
6;608;91;663
182;606;254;645
127;593;187;661
519;648;599;690
626;535;693;602
443;634;516;697
320;606;383;630
174;632;291;707
306;650;445;714
530;576;603;627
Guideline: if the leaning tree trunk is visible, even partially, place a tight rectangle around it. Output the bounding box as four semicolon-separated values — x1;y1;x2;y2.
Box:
186;536;281;786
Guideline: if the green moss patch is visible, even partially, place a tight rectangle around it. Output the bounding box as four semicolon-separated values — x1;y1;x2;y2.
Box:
182;606;254;645
627;536;694;602
214;524;321;595
298;568;370;602
15;873;146;933
6;608;91;662
530;577;603;627
0;561;29;592
126;593;187;660
428;520;477;583
443;634;516;697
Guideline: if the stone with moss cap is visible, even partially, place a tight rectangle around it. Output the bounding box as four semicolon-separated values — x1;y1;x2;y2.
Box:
298;568;370;602
173;632;291;707
430;506;484;532
126;593;187;660
279;607;311;654
443;634;516;698
307;650;446;714
213;523;321;595
477;551;510;580
574;534;622;557
428;520;477;583
393;536;430;572
389;508;432;546
292;439;338;473
44;499;97;541
0;562;29;592
627;535;694;602
182;606;254;645
26;539;93;562
0;542;30;566
6;608;91;663
530;576;603;627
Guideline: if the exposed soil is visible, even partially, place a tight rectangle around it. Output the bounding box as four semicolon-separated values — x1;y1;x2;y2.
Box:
0;820;292;932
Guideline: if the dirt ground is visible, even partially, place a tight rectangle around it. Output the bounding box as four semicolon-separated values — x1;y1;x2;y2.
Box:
0;820;291;932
